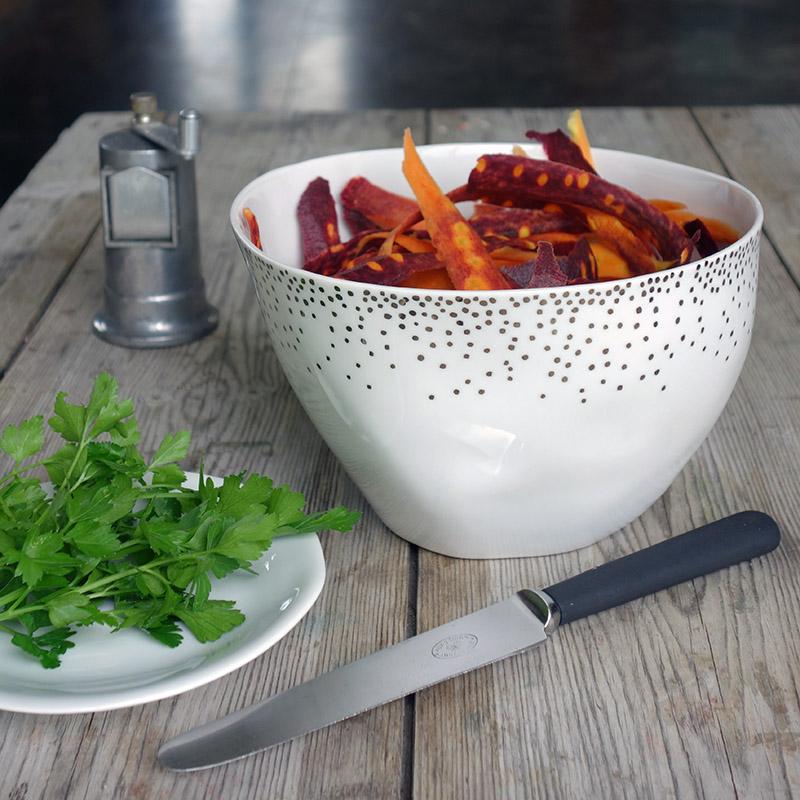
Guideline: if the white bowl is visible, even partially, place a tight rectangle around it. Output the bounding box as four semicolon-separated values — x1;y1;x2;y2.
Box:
230;144;763;558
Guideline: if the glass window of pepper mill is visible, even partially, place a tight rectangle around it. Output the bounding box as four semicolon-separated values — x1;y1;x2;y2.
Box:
93;92;218;348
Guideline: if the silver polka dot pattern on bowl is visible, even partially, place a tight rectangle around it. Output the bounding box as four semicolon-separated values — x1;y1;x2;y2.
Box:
240;235;757;406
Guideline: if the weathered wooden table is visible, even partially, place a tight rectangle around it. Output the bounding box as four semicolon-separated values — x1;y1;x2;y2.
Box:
0;107;798;799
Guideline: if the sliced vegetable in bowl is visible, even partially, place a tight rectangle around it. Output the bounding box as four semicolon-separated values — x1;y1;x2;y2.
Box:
240;110;740;290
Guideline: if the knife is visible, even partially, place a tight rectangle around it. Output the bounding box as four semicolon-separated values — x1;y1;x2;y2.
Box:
158;510;779;771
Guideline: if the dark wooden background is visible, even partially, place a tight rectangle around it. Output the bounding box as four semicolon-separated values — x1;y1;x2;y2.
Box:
2;0;799;204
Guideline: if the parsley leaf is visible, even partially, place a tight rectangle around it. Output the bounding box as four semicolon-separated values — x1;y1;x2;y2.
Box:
10;627;75;669
48;392;87;443
46;591;93;627
216;474;273;518
88;373;135;437
146;620;183;648
151;464;186;488
0;416;44;465
214;513;279;563
16;531;75;588
65;522;122;558
290;506;363;534
149;431;190;469
174;600;245;643
267;487;306;527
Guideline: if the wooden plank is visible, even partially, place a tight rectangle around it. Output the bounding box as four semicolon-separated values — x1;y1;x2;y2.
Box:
692;105;800;285
413;107;800;799
0;110;422;800
0;112;128;375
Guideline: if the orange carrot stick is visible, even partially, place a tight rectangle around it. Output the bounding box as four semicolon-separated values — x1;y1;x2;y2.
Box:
399;268;454;289
354;230;391;254
665;209;740;244
529;231;581;245
489;245;540;264
581;209;655;274
395;234;435;253
242;207;262;250
649;198;686;212
566;110;595;169
587;238;633;279
486;233;579;253
402;129;508;290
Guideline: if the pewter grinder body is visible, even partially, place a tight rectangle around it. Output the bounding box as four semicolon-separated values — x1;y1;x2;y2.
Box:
94;93;218;348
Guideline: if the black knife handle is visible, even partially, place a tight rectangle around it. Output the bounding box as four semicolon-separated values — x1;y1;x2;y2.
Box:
545;511;780;626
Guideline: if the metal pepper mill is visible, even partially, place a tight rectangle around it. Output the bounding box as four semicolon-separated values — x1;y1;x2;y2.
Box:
93;92;218;348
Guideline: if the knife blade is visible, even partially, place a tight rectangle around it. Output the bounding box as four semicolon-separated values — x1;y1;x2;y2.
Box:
158;510;779;772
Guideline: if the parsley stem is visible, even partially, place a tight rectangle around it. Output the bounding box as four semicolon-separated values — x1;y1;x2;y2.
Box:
0;459;47;489
0;587;25;608
0;604;45;623
137;567;172;590
62;422;94;492
73;553;199;597
136;491;195;500
115;541;147;554
0;495;12;517
8;593;29;612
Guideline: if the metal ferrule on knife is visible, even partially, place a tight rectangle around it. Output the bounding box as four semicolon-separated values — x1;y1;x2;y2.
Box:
517;588;562;634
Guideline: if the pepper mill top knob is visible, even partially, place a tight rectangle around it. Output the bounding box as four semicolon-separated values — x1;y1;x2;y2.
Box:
130;92;158;124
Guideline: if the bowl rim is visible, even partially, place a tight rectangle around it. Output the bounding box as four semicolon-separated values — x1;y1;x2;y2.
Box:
229;142;764;298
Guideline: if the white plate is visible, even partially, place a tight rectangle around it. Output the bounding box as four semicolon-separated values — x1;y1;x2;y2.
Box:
0;473;326;715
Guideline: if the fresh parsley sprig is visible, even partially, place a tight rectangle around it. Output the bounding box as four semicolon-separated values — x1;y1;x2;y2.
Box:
0;373;360;668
